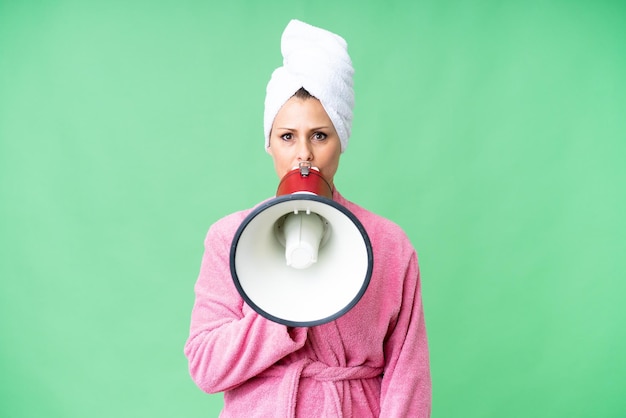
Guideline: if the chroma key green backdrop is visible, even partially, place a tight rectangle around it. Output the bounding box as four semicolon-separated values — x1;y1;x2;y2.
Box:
1;1;624;417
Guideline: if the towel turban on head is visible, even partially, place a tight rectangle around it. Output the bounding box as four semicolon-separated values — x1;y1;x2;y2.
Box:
264;19;355;153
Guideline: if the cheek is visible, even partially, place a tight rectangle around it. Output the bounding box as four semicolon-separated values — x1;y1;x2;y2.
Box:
269;148;292;177
318;151;341;179
324;162;339;180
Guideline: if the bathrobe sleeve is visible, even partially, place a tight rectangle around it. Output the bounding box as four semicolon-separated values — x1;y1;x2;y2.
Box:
379;249;432;417
184;214;308;394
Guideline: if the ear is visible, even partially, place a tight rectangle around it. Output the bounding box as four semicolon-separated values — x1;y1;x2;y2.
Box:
266;135;275;156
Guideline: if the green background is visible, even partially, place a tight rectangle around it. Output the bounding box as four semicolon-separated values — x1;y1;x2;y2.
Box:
1;0;624;417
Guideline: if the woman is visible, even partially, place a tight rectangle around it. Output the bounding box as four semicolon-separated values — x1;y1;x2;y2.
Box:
185;20;431;417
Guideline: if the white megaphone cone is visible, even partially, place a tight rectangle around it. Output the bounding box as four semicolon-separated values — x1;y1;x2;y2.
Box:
230;162;373;327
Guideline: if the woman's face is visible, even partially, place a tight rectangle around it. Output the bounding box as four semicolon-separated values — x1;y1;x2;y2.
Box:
268;96;341;189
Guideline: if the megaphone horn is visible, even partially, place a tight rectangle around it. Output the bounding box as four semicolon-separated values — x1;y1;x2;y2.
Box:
230;162;373;327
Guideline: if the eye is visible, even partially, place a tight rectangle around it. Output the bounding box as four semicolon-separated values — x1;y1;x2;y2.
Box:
280;133;293;141
312;132;327;141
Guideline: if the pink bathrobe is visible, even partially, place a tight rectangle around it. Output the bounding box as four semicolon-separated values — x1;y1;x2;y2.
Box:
185;190;431;417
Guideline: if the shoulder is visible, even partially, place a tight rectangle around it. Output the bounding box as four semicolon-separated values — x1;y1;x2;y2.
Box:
205;196;276;236
203;207;255;247
334;191;414;251
203;195;281;245
210;209;250;233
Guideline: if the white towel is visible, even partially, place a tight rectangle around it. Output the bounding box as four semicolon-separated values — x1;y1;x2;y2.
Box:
264;20;355;153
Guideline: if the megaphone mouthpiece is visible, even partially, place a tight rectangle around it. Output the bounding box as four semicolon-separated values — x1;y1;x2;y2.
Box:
276;163;333;199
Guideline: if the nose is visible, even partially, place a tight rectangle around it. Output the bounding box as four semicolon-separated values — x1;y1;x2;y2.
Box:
296;138;313;162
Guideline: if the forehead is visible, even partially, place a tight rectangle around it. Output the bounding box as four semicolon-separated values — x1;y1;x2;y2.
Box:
273;96;332;126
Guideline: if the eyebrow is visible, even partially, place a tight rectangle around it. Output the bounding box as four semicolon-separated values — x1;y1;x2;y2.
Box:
274;126;332;131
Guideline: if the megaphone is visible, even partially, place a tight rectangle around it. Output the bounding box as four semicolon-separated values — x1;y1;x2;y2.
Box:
230;162;373;327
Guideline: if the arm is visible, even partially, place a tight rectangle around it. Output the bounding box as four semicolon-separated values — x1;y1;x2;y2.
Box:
184;220;308;393
380;251;432;417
